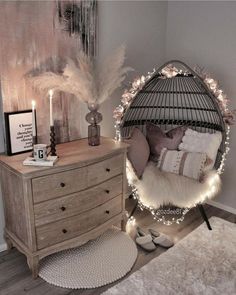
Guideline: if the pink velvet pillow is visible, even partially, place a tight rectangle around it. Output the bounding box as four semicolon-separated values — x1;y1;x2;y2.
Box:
146;123;187;159
126;128;150;178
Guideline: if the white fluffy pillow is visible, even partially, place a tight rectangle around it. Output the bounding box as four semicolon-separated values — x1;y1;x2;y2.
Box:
158;148;207;181
178;129;222;170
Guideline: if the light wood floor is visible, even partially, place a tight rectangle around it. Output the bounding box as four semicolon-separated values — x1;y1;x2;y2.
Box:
0;199;235;295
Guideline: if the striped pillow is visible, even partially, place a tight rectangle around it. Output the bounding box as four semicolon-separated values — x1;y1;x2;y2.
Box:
158;148;207;181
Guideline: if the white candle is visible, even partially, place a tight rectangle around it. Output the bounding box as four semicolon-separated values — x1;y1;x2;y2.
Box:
32;100;36;136
49;90;54;126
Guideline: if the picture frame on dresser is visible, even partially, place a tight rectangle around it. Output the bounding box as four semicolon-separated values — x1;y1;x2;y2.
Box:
4;110;35;156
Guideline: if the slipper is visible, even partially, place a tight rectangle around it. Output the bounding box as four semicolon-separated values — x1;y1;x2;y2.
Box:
148;228;160;238
137;227;147;237
152;234;174;248
135;227;156;252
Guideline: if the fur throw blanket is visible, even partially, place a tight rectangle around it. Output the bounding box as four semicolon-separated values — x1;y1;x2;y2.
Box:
126;160;221;209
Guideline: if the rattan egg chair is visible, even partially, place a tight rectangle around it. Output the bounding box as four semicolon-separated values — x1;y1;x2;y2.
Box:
119;60;229;230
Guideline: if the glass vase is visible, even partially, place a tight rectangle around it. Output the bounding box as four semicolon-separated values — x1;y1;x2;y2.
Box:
88;124;100;146
86;102;102;146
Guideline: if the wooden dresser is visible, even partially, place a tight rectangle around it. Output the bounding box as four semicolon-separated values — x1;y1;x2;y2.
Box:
0;137;128;278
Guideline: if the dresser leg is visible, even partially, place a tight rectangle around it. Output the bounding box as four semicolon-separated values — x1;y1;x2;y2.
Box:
4;233;13;251
27;256;39;279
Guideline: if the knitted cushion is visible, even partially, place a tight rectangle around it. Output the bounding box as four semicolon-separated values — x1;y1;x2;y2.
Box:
158;148;207;181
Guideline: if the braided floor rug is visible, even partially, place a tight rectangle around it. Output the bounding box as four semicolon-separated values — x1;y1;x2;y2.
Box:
39;227;137;289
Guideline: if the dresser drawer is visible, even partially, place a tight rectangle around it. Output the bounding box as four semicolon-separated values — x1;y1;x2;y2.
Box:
36;196;122;250
88;153;124;185
32;167;87;203
34;175;123;227
32;153;124;203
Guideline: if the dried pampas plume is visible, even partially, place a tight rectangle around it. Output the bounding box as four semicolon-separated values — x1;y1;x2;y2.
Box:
27;45;132;105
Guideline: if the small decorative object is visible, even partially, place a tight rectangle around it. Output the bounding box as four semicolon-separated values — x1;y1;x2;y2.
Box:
50;126;57;156
31;100;37;145
48;90;57;156
24;141;58;167
31;100;37;157
113;105;124;142
28;45;132;145
23;155;58;167
33;144;48;161
86;102;102;146
49;89;54;127
4;110;36;156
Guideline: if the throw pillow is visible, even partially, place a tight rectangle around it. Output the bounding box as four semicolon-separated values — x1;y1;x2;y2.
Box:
125;128;150;178
158;148;207;181
178;128;222;170
146;123;187;159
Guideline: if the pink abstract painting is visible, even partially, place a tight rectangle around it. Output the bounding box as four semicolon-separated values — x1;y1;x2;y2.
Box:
0;0;97;144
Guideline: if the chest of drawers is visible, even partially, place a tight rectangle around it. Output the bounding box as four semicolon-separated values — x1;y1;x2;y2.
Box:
0;137;128;278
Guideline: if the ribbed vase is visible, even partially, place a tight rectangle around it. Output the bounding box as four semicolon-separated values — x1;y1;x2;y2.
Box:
85;102;103;146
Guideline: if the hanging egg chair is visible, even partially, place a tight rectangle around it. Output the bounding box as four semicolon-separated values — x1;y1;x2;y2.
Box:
114;60;234;228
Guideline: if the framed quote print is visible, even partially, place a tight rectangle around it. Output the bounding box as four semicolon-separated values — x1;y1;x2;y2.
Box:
4;110;35;156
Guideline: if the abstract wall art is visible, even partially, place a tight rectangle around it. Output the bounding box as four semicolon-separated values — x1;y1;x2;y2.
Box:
0;0;97;146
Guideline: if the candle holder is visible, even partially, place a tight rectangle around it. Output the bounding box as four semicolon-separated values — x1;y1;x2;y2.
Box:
50;126;57;156
31;135;38;157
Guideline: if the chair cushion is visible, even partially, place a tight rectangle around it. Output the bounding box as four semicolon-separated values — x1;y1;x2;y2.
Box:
126;128;150;178
179;129;222;170
158;148;207;181
126;160;221;209
146;123;187;160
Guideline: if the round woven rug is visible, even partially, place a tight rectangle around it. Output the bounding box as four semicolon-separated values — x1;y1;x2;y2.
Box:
39;227;138;289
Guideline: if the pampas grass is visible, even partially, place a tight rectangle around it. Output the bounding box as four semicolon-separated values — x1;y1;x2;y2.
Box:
28;45;132;104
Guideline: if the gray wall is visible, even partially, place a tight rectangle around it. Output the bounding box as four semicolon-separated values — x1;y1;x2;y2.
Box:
98;0;167;138
80;0;168;138
0;0;168;248
166;1;236;211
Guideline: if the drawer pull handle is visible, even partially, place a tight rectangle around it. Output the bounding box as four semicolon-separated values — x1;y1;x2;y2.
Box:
60;206;66;211
62;229;67;234
106;168;110;172
60;182;66;188
105;190;110;194
105;210;110;214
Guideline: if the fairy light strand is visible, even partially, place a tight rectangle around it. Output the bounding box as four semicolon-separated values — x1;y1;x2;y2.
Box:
114;64;234;226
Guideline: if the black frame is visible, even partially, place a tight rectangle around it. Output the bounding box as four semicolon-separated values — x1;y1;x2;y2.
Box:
4;109;36;156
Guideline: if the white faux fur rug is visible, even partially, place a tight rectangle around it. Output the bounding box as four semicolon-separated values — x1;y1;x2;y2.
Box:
127;161;221;208
103;217;236;295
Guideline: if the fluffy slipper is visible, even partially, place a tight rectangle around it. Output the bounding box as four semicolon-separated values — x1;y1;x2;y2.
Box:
153;234;174;248
136;235;156;252
148;228;160;238
136;226;147;236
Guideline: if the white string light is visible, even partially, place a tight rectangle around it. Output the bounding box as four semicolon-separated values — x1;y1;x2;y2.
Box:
129;186;190;226
114;64;234;226
217;125;231;175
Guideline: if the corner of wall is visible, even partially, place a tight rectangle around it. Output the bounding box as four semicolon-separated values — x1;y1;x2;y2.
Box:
0;243;7;253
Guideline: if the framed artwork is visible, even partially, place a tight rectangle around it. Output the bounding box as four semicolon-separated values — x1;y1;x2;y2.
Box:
0;1;98;144
57;0;97;57
4;110;35;156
